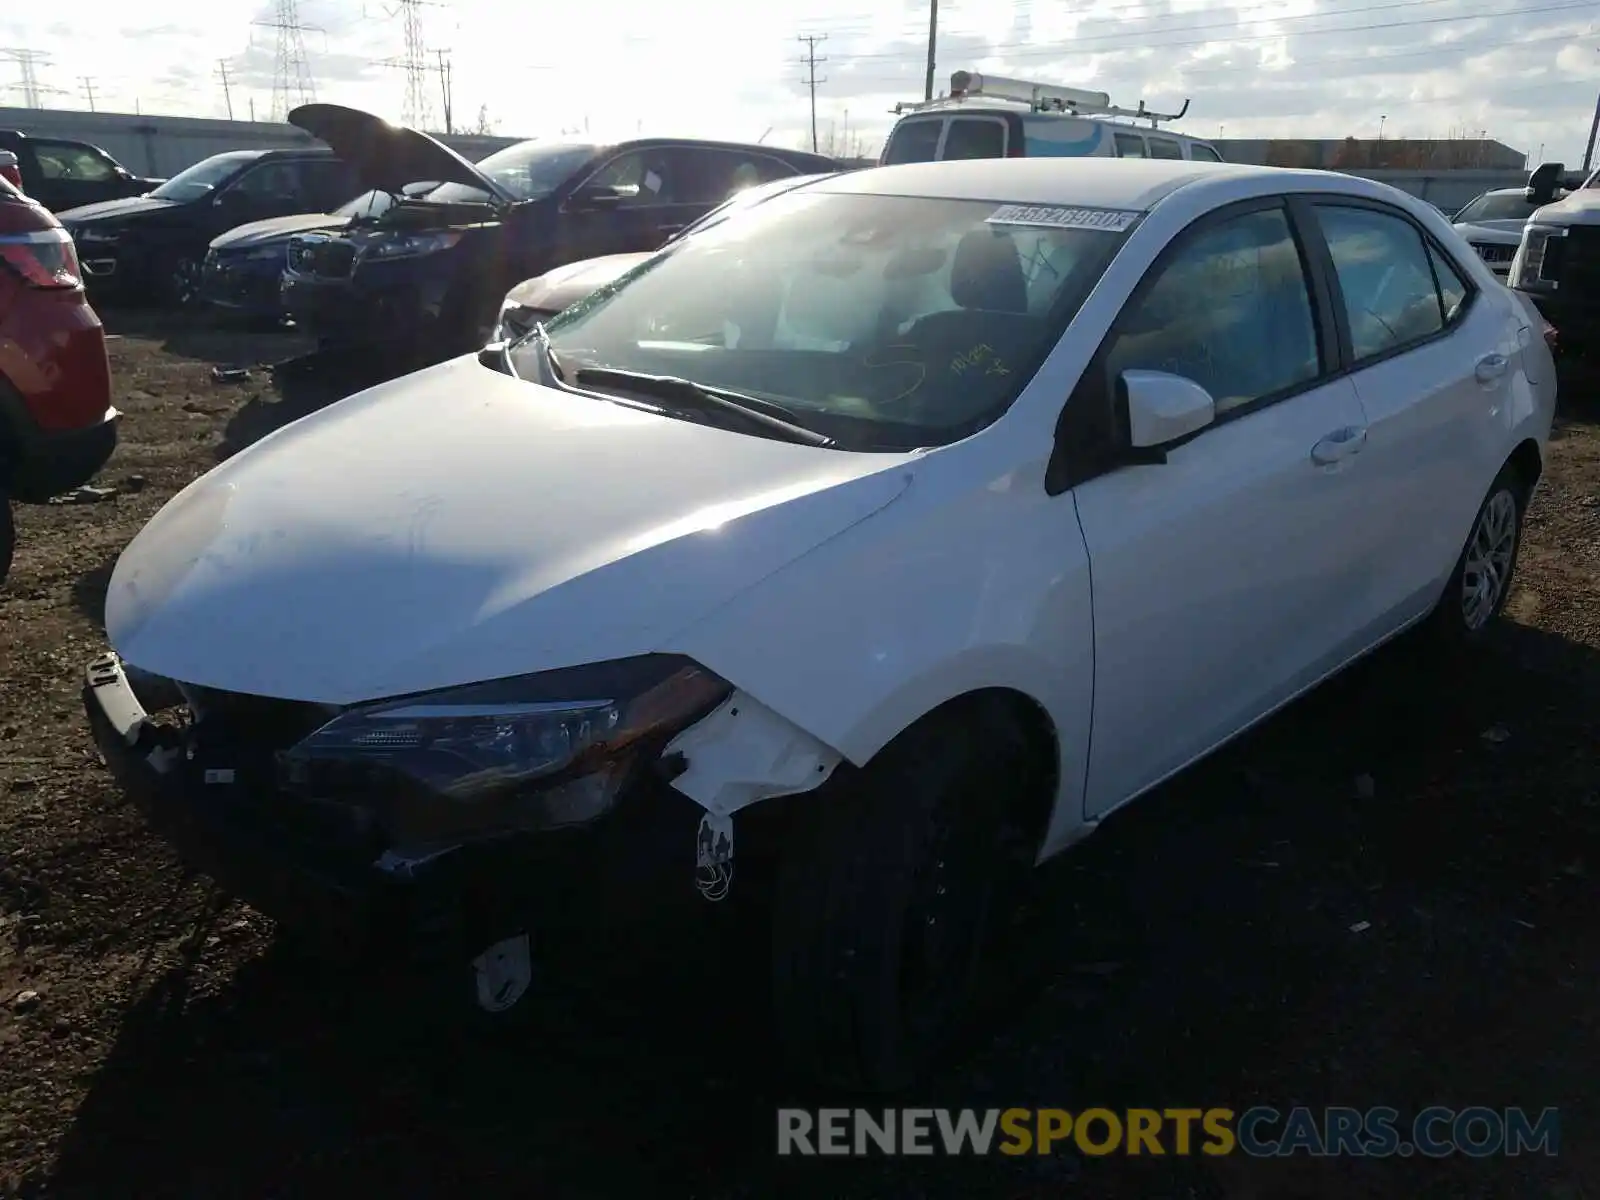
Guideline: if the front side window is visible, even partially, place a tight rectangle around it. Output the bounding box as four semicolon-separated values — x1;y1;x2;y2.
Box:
1114;133;1147;159
882;119;943;165
150;152;260;202
521;192;1129;450
228;160;302;201
1452;192;1542;223
33;141;117;181
1104;205;1320;415
1315;204;1446;361
943;119;1006;160
579;149;687;208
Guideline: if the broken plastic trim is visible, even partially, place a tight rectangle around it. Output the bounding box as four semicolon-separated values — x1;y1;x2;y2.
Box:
665;691;845;819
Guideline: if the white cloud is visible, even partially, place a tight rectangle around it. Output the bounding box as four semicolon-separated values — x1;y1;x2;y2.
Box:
1;0;1596;163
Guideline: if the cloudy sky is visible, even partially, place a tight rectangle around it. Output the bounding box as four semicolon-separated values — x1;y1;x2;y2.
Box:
2;0;1597;163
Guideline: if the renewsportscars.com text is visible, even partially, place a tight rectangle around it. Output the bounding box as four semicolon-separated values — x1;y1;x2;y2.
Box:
776;1106;1560;1158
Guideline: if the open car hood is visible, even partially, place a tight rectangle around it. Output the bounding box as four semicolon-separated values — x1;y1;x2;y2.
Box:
287;103;513;204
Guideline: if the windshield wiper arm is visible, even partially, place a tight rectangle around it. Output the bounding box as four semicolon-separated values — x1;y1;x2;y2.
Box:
573;367;832;447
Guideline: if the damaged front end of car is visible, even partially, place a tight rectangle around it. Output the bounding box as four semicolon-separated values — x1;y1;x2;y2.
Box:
81;649;821;972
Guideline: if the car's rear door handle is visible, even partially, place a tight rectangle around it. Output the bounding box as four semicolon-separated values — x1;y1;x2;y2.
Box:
1476;352;1509;382
1311;425;1368;465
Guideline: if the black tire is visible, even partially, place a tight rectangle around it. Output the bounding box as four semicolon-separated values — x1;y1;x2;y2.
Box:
0;494;13;586
164;254;202;309
770;701;1041;1092
1425;464;1528;647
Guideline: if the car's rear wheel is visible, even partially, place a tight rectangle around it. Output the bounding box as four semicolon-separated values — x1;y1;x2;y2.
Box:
0;494;13;585
1427;464;1528;646
770;701;1040;1092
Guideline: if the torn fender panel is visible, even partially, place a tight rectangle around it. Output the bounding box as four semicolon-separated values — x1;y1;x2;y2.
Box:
666;692;844;817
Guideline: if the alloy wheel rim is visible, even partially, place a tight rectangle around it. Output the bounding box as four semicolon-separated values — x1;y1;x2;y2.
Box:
1461;489;1517;630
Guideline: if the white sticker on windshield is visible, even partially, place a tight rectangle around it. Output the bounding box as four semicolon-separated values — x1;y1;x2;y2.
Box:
986;204;1140;232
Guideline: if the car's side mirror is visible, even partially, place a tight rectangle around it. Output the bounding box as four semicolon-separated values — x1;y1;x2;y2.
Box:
570;184;627;211
1117;369;1216;454
1526;161;1565;206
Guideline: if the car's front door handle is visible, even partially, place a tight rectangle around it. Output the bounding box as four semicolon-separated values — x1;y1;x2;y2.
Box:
1311;425;1368;465
1476;352;1509;382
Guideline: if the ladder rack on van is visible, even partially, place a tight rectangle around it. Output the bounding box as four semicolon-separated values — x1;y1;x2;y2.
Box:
893;70;1191;129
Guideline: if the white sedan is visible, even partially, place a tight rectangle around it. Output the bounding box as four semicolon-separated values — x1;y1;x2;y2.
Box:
81;158;1555;1091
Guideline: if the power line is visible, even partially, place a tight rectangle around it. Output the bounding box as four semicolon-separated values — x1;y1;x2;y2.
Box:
797;33;828;153
824;0;1596;62
253;0;320;121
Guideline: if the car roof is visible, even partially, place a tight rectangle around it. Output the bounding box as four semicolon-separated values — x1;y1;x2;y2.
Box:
602;136;831;161
813;158;1275;211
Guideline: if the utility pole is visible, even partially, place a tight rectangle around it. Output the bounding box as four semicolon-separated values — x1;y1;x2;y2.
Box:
796;34;827;154
217;59;235;120
923;0;938;102
435;48;453;134
1584;91;1600;173
248;96;256;121
79;76;96;112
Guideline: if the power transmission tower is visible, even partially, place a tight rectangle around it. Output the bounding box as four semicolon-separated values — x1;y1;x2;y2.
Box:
217;59;235;120
80;76;97;112
253;0;320;122
0;49;63;109
796;34;827;154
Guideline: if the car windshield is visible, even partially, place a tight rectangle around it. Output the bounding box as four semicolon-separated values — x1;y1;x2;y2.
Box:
1454;192;1542;223
429;141;598;204
519;191;1130;451
150;152;261;202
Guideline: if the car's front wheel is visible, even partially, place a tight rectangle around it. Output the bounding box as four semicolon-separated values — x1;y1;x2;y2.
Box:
165;255;202;308
1429;464;1528;645
770;701;1041;1092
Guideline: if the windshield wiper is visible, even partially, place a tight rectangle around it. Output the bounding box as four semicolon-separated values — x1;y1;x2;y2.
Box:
573;367;833;447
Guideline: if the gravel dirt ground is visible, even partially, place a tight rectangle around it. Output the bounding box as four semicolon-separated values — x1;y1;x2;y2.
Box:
1;311;1597;1198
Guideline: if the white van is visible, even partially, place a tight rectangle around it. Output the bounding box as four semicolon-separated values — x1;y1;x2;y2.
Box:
881;71;1223;166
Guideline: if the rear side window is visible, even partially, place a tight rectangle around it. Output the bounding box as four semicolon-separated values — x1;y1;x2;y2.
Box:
882;120;943;165
942;119;1006;160
1315;204;1449;361
1104;206;1320;414
32;140;117;182
1114;133;1147;159
1190;144;1223;163
1147;138;1184;160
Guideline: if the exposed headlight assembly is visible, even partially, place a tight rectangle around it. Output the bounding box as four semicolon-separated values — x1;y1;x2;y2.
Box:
1511;224;1564;292
278;655;731;846
491;296;550;344
359;229;464;262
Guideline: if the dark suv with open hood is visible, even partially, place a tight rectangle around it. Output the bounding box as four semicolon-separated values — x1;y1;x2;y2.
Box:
279;104;837;358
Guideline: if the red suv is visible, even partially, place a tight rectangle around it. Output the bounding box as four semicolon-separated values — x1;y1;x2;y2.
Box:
0;171;117;583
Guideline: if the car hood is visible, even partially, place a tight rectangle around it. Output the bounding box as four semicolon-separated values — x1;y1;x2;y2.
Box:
1453;221;1524;244
288;103;512;204
504;253;651;313
106;355;915;704
57;194;179;225
1530;189;1600;227
211;211;354;251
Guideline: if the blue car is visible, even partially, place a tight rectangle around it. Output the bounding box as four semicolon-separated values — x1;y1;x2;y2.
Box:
200;184;435;323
